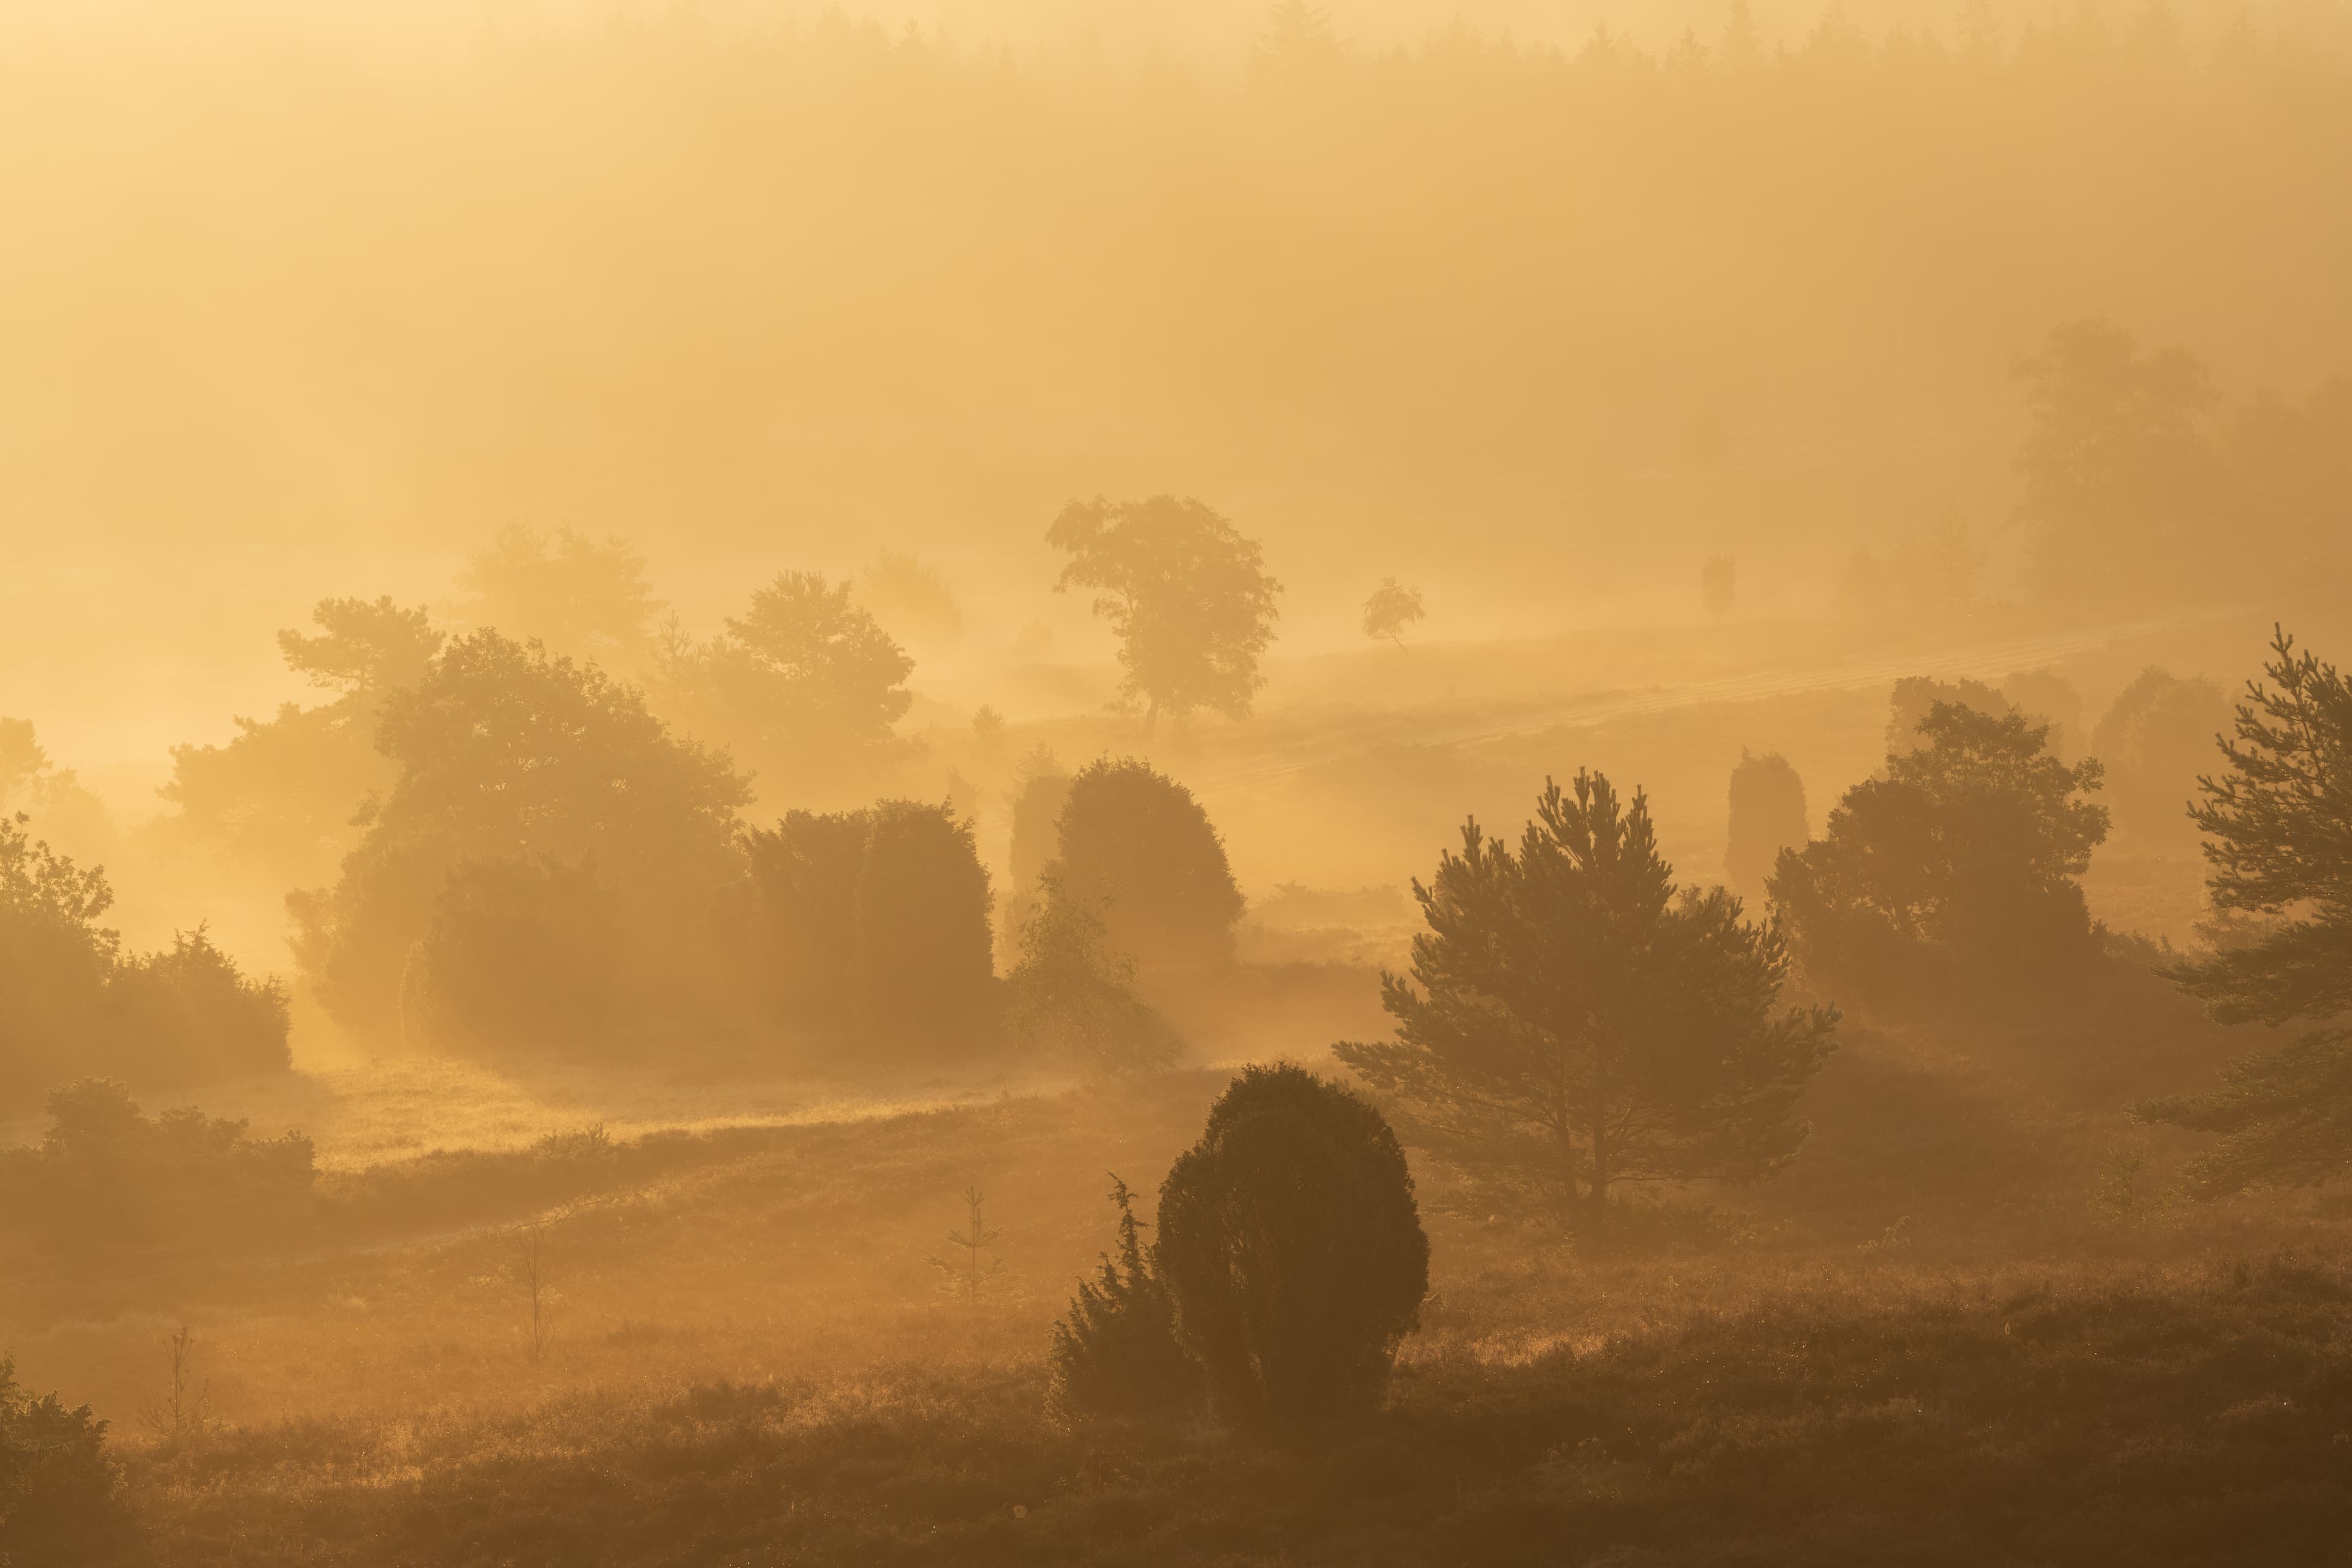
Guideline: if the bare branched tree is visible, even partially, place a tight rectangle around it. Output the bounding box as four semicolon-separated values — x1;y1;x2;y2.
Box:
140;1323;212;1441
515;1226;555;1362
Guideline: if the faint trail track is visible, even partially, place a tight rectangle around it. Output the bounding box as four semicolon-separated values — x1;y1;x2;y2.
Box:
1185;611;2227;795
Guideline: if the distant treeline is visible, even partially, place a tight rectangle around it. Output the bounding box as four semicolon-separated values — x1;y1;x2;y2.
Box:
6;7;2348;590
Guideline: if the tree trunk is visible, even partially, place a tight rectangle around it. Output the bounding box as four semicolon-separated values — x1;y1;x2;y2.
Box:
1584;1124;1611;1246
1143;695;1159;745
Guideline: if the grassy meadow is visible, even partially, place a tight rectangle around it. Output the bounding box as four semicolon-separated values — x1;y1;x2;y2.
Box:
19;1025;2352;1566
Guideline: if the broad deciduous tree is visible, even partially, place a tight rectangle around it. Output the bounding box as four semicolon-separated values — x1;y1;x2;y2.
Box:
1047;496;1281;737
1361;578;1425;649
1771;701;2108;1001
292;630;748;1047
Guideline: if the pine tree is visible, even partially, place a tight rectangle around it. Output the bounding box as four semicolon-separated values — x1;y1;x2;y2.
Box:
1340;771;1836;1241
2137;629;2352;1194
1047;1176;1200;1423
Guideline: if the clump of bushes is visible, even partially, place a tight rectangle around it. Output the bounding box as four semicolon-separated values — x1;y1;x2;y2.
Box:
734;800;997;1066
1052;1065;1428;1438
2;815;288;1105
0;1079;315;1254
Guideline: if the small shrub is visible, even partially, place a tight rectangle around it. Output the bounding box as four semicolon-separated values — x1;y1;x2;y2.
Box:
109;924;293;1083
2089;1132;2176;1230
1006;878;1177;1077
734;801;998;1063
140;1324;211;1441
0;1355;131;1559
1157;1063;1429;1436
1049;1176;1201;1425
926;1186;1006;1306
1724;749;1806;902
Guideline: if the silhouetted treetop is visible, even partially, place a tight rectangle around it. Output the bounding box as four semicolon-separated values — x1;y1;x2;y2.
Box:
656;571;914;802
858;550;963;648
277;597;443;694
457;526;665;665
376;631;748;874
0;720;48;814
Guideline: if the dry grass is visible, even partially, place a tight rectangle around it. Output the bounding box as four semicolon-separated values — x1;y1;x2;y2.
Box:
11;983;2347;1564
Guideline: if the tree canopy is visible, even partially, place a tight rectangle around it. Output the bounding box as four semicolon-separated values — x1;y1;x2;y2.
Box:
163;597;440;886
1047;496;1281;736
455;526;665;666
1338;771;1836;1240
1362;579;1425;648
278;596;443;693
2;817;288;1102
293;630;748;1046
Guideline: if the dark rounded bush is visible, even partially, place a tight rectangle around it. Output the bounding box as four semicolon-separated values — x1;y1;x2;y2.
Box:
1156;1063;1428;1436
1053;758;1244;980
